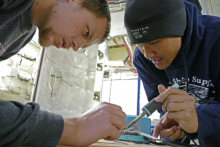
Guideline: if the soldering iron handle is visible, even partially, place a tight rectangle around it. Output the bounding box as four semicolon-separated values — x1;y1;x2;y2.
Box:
142;98;162;117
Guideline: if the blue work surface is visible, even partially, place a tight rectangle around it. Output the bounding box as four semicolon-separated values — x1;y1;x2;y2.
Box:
118;115;151;143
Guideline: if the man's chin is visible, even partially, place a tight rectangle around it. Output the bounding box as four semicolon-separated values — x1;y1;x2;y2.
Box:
38;40;52;48
155;65;168;70
76;47;86;53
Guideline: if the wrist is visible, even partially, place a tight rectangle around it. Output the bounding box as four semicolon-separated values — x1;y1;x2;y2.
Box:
58;117;79;146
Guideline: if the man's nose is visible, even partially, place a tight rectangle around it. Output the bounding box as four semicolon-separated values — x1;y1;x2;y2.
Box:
142;45;156;59
74;38;86;51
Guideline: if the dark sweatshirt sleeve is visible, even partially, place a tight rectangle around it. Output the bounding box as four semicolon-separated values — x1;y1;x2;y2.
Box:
185;38;220;140
185;76;220;140
0;99;64;147
184;104;220;140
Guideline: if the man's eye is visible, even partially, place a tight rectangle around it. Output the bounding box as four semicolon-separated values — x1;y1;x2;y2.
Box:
149;41;157;45
85;29;89;36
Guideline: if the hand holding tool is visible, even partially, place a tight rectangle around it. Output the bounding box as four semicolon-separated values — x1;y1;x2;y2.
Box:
123;79;185;130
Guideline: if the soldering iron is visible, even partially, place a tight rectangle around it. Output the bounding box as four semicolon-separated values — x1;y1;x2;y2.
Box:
123;79;186;130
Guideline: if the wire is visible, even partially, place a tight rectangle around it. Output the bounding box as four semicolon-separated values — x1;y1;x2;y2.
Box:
120;130;158;140
180;80;188;143
109;78;112;103
180;79;199;146
121;37;137;73
121;130;200;146
181;136;187;143
113;39;125;48
112;38;137;73
186;79;189;93
121;37;132;65
123;55;130;65
113;38;131;64
113;39;130;64
108;0;126;4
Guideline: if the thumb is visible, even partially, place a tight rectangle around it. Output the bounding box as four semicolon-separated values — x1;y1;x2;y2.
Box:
158;84;167;94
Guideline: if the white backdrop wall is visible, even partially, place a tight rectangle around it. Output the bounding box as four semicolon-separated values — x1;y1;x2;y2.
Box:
35;45;98;117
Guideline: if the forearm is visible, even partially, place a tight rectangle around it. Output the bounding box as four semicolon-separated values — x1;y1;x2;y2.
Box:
58;102;126;147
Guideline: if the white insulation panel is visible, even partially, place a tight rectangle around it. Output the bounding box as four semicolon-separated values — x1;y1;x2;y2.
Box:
35;45;98;117
200;0;220;16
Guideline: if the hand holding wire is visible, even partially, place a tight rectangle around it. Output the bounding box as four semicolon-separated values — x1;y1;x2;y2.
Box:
153;112;185;141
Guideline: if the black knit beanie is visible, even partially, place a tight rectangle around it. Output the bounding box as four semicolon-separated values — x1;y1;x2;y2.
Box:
124;0;186;44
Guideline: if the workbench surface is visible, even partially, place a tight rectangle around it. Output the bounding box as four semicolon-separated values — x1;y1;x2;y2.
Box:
58;140;170;147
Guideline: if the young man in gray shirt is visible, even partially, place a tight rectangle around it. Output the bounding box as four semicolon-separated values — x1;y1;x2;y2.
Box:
0;0;126;146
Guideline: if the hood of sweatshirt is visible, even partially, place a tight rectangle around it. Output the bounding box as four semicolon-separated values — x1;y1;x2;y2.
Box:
165;0;220;105
166;1;202;72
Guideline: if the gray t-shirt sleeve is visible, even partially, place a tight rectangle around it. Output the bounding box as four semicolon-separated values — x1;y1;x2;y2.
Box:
0;99;64;147
0;0;22;10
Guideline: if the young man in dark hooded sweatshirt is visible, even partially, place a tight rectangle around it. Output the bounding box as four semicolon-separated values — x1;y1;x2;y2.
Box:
0;0;126;146
124;0;220;146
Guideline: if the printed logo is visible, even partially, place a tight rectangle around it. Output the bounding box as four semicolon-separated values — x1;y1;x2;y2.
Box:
187;84;209;106
172;76;215;106
130;26;149;39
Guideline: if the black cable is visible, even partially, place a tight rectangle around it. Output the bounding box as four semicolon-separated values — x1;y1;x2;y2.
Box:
161;141;200;147
180;79;189;144
181;79;199;146
108;1;126;4
123;55;130;65
143;136;200;147
185;78;188;93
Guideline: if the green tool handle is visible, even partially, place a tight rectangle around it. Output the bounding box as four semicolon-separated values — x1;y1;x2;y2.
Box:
142;98;162;117
142;83;179;117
